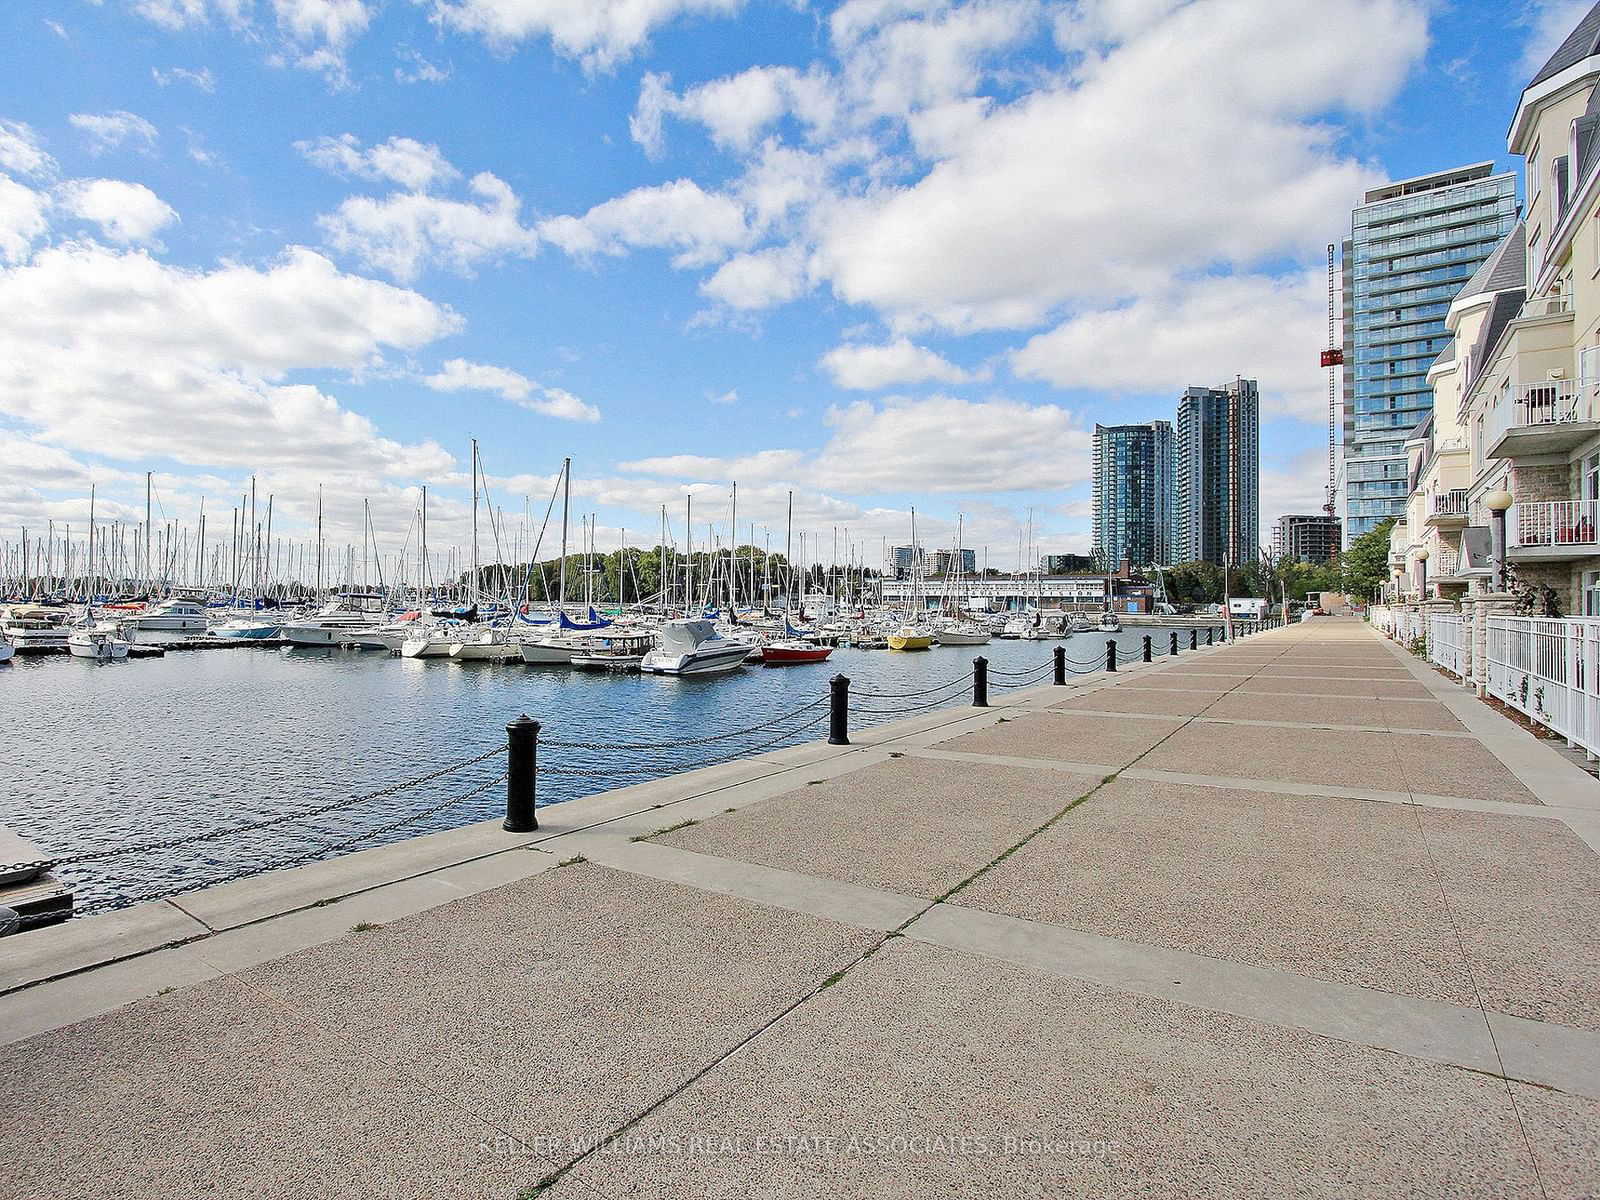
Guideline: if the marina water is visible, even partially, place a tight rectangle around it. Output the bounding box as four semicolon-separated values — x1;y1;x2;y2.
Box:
0;628;1167;908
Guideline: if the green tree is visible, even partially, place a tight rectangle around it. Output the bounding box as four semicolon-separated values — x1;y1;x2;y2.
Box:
1339;519;1394;599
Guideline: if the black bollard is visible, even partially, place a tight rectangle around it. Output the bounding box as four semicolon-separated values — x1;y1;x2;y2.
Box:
973;656;989;707
1190;628;1198;651
1207;627;1214;646
828;674;851;745
1053;645;1066;686
504;715;541;832
1170;630;1179;656
1142;634;1152;663
1105;639;1117;672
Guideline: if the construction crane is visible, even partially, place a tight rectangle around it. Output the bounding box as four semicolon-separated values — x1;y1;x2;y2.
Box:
1319;243;1342;570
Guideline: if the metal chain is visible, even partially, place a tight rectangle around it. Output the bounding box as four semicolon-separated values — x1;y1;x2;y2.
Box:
0;744;508;877
540;695;828;752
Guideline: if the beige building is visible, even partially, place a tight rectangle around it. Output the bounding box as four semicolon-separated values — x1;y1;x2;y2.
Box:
1392;5;1600;617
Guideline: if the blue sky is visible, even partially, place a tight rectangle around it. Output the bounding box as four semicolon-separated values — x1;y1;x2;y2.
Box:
0;0;1588;573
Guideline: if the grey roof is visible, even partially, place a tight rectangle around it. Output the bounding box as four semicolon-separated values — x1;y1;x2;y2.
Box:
1474;289;1529;383
1429;336;1456;373
1456;223;1525;302
1530;1;1600;88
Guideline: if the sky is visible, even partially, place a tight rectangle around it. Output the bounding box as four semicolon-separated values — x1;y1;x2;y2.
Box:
0;0;1591;575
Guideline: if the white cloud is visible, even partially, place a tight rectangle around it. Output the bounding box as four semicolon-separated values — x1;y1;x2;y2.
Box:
1261;448;1335;533
1518;0;1597;74
396;47;452;84
0;243;459;479
617;393;1090;497
819;337;983;389
432;0;747;71
56;179;179;246
709;388;738;405
320;172;539;279
423;357;602;422
298;133;461;191
632;66;838;157
1010;271;1328;420
69;111;160;155
0;121;57;177
0;176;51;264
699;244;808;310
539;178;750;269
152;65;217;91
132;0;372;78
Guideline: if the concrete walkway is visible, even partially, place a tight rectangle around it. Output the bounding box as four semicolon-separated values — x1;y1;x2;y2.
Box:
3;619;1599;1198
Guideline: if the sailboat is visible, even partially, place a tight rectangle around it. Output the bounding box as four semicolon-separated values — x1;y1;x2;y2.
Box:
933;515;990;645
888;506;934;651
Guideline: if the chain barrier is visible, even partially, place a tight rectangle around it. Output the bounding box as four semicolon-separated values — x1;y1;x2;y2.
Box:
0;744;508;882
539;695;828;752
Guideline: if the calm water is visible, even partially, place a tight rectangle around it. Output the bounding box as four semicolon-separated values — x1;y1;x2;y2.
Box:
0;627;1180;909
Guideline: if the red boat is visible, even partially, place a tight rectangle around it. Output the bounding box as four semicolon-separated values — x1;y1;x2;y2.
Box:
760;639;833;665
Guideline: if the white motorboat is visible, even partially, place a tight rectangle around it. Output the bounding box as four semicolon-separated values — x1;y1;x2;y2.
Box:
1097;612;1122;633
67;625;131;660
0;605;72;651
999;613;1035;639
1066;612;1096;634
640;619;755;675
210;616;281;640
130;597;207;634
282;592;388;646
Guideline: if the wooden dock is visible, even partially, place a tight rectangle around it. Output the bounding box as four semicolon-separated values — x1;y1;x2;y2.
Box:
0;828;70;934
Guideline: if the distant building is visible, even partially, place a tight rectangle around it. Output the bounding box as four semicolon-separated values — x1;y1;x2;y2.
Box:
1041;553;1098;575
1273;514;1341;563
1091;421;1173;569
1174;379;1260;566
1341;162;1518;540
929;548;977;575
888;545;924;577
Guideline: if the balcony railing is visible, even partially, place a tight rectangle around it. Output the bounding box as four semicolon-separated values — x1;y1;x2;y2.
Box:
1432;488;1468;517
1519;294;1573;319
1513;379;1583;426
1510;500;1600;550
1431;544;1461;577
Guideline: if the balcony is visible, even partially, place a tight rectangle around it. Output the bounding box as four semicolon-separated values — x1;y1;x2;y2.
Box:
1519;294;1573;320
1486;379;1598;459
1431;544;1461;579
1426;488;1469;529
1508;500;1600;561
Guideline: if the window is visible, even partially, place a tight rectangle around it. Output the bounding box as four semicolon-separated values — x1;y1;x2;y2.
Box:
1584;570;1600;618
1583;451;1600;502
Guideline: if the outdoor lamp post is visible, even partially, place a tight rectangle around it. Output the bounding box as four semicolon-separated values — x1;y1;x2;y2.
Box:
1486;489;1512;592
1417;547;1429;599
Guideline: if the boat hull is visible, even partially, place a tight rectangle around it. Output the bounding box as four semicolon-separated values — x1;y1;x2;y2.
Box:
640;645;754;675
67;636;129;660
760;645;833;664
887;634;934;651
211;623;280;641
518;640;578;664
934;630;990;646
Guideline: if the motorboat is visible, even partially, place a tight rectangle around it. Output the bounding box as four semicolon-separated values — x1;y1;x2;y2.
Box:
570;631;655;672
1066;612;1096;634
1097;611;1122;633
130;597;207;634
0;635;14;663
887;622;934;651
281;592;388;646
999;613;1035;640
210;617;281;640
760;639;834;665
0;605;71;651
934;622;991;646
67;625;131;660
640;619;755;675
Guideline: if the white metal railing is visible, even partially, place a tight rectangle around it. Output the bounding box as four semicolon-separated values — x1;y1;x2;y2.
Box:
1432;488;1469;516
1431;544;1460;577
1509;499;1600;550
1428;611;1464;677
1513;379;1584;426
1485;615;1600;759
1520;294;1573;319
1368;604;1395;635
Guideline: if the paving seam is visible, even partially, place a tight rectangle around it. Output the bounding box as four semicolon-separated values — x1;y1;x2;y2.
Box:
1039;708;1478;739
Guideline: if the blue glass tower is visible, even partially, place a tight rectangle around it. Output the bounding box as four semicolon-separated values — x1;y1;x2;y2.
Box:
1342;163;1518;539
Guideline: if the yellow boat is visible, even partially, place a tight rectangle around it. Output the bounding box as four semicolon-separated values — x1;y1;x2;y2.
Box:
887;625;934;651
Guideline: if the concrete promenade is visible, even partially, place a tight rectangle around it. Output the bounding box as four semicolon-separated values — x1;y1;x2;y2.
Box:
2;619;1599;1198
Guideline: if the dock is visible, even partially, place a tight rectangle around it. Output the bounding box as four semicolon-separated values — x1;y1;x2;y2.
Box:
1;617;1596;1197
0;828;71;933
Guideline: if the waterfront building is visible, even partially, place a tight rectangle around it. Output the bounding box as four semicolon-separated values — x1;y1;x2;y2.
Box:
929;548;977;576
880;573;1155;613
1041;553;1097;574
1389;0;1600;618
1091;422;1173;569
1173;380;1260;566
1342;163;1519;540
1273;514;1342;563
888;545;923;577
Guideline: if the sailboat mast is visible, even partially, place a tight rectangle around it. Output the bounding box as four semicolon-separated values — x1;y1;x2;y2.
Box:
470;439;480;606
558;456;570;612
87;485;95;602
728;482;737;615
144;471;152;595
315;485;324;600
